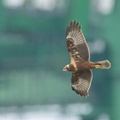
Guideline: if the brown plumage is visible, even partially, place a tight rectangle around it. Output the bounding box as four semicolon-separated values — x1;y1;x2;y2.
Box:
63;21;111;97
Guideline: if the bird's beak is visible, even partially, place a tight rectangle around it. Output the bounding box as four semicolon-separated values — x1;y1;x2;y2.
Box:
63;68;67;71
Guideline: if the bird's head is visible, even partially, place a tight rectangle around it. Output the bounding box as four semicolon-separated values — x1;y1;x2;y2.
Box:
63;64;75;71
63;65;70;71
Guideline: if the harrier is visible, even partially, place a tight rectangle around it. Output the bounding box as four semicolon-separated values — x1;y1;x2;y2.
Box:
63;21;111;97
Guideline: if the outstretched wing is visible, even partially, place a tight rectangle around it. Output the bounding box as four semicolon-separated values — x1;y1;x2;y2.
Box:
71;70;92;97
66;21;90;61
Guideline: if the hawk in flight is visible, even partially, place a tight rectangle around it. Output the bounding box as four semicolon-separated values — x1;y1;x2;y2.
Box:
63;21;111;97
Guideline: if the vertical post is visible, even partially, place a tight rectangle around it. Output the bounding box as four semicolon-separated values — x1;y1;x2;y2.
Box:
100;1;120;119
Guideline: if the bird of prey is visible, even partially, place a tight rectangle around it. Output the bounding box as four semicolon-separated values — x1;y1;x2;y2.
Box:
63;21;111;97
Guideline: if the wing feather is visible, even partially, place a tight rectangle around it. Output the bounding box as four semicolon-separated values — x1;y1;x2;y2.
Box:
71;70;92;97
66;21;90;61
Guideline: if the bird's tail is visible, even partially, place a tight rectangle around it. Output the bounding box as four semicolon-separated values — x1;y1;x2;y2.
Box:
97;60;111;69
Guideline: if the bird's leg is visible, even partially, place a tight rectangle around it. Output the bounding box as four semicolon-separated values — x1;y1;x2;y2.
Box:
90;62;101;69
94;65;101;68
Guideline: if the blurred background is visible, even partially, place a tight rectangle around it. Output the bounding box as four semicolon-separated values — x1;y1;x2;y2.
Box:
0;0;119;120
